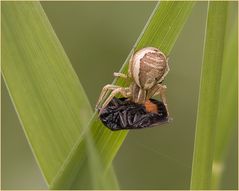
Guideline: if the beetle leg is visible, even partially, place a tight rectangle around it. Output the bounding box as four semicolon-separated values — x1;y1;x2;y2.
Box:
133;116;150;128
99;87;131;115
95;84;121;109
119;110;128;128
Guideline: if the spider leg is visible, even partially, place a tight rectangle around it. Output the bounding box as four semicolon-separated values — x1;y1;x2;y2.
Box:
113;72;128;78
151;84;169;116
95;84;121;109
160;57;170;82
99;87;131;115
157;57;170;84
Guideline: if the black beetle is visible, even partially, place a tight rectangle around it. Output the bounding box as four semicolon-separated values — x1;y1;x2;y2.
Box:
99;97;169;131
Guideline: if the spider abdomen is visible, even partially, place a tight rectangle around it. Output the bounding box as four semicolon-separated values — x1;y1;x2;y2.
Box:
130;47;168;89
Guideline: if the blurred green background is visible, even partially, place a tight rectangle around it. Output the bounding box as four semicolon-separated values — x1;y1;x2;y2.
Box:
1;1;237;189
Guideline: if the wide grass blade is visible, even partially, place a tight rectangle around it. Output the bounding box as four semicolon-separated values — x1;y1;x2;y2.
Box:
190;2;228;189
50;1;195;189
2;1;119;188
211;7;238;189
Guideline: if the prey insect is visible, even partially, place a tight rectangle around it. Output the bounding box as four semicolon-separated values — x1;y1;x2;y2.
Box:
96;47;170;130
99;97;168;131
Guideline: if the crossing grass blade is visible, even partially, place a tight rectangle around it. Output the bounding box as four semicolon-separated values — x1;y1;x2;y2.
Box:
190;1;229;189
50;1;195;189
2;1;118;189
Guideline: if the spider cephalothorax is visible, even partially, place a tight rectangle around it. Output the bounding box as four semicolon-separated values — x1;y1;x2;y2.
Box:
96;47;170;115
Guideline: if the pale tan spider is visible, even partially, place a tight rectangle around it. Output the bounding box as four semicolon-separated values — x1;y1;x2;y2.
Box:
96;47;170;115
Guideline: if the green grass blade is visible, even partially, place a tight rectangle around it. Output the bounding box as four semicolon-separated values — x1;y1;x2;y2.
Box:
211;10;238;189
50;1;195;189
2;1;95;186
190;2;228;189
2;1;120;189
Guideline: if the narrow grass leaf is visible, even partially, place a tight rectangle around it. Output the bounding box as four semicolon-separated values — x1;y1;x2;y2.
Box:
190;2;228;189
211;10;238;189
50;1;195;189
